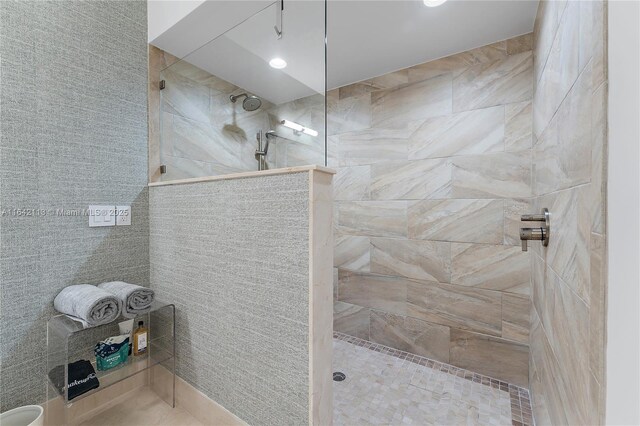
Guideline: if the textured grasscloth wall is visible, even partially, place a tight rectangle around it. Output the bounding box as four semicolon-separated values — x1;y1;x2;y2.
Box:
529;1;608;424
330;34;534;386
149;173;310;426
0;1;149;411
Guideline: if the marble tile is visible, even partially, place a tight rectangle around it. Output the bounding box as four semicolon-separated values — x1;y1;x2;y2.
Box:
78;388;204;426
407;280;502;337
370;238;451;283
339;70;409;99
591;0;606;89
334;234;370;272
533;63;592;195
504;198;533;245
337;201;407;238
533;0;569;84
408;106;504;160
370;310;451;362
537;185;590;302
451;151;532;199
328;93;371;135
451;243;531;295
453;51;533;112
370;159;451;200
449;329;529;387
371;74;452;128
338;271;407;315
578;0;594;72
529;310;570;426
407;41;508;83
550;273;591;425
590;82;607;234
505;101;533;151
532;1;580;139
333;166;370;200
337;127;409;166
408;199;504;244
334;301;370;340
589;232;605;384
502;293;530;344
507;33;534;55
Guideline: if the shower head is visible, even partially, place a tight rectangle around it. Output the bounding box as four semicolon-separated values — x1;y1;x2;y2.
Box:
229;93;262;111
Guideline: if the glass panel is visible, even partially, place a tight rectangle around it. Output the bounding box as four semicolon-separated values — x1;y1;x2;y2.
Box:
160;1;326;181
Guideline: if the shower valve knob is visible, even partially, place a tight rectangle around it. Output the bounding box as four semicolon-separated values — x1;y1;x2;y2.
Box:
519;208;550;252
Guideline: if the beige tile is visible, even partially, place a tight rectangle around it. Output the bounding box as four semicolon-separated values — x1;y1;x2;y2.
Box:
449;329;529;386
590;82;607;234
533;0;569;84
451;243;531;295
333;301;370;340
591;0;606;89
550;273;591;425
408;199;504;244
338;271;407;315
537;185;590;302
453;51;533;112
502;293;530;344
407;280;502;337
505;101;533;151
370;159;451;200
532;1;580;139
370;238;451;283
407;41;508;83
337;127;409;166
504;198;533;245
533;63;592;195
589;232;605;384
334;234;370;272
507;33;533;55
371;74;452;128
333;166;370;201
337;201;407;238
370;310;450;362
339;70;409;99
328;93;371;135
408;106;504;160
451;151;532;199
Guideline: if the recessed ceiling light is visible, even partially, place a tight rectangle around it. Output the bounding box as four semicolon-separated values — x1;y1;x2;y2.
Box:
423;0;447;7
269;57;287;69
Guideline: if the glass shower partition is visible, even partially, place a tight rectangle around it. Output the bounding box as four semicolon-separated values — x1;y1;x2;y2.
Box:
159;1;326;181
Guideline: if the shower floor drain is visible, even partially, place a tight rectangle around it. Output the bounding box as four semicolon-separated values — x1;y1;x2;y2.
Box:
333;372;346;381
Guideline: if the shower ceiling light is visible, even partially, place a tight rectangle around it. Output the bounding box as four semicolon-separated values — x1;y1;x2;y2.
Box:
281;119;318;137
423;0;447;6
269;57;287;69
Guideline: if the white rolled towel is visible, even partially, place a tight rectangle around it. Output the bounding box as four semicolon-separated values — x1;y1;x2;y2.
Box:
98;281;155;318
54;284;122;328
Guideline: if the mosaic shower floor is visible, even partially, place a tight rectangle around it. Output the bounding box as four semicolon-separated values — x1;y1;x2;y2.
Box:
333;332;533;426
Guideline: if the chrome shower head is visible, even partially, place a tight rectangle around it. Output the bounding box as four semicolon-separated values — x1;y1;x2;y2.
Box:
229;93;262;111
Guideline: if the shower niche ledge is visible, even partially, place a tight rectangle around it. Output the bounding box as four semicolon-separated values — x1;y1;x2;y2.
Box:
45;301;175;425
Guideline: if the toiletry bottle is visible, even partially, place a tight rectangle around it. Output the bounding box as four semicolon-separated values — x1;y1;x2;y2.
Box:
133;320;148;356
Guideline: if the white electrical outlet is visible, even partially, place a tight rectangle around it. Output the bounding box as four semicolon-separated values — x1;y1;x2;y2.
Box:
88;205;116;227
116;205;131;226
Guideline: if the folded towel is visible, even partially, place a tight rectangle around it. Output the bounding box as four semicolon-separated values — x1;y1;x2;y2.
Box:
54;284;122;327
48;359;100;400
98;281;154;318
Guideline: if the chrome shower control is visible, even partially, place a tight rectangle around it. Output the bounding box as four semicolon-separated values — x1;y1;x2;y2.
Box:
519;208;550;252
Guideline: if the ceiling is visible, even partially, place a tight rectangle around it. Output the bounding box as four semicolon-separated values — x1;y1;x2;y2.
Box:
150;0;539;104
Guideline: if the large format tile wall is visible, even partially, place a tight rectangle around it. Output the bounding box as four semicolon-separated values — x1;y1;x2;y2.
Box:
148;46;325;183
0;1;149;411
330;34;534;386
149;172;314;425
529;1;608;424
